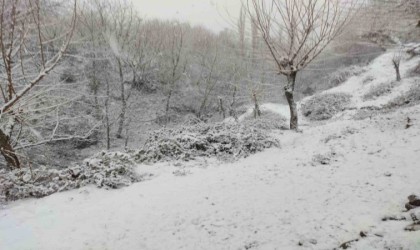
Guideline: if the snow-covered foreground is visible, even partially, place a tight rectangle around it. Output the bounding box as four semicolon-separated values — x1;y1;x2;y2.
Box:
1;103;420;250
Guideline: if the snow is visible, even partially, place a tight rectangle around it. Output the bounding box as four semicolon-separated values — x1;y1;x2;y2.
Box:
1;103;420;249
1;49;420;250
238;103;290;121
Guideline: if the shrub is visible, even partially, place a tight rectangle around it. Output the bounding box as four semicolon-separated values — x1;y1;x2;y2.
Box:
384;84;420;109
362;82;395;101
302;93;352;121
410;62;420;77
0;152;147;202
352;106;382;120
362;75;375;84
328;65;366;88
133;122;280;163
0;121;281;202
311;150;339;166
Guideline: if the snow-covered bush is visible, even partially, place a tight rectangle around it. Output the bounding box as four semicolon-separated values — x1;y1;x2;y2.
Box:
385;84;420;108
0;121;281;202
311;151;338;166
362;75;375;84
133;122;280;163
410;62;420;76
302;93;352;121
362;82;395;101
0;152;147;202
328;65;366;88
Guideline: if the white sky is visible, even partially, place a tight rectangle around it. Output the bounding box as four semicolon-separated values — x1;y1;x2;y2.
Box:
131;0;242;32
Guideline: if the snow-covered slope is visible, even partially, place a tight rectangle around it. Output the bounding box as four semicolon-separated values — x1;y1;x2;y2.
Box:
319;45;420;109
1;48;420;250
1;105;420;250
239;45;420;123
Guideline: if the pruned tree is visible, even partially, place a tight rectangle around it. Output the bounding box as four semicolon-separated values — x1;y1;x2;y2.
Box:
0;0;77;169
246;0;359;130
392;47;402;82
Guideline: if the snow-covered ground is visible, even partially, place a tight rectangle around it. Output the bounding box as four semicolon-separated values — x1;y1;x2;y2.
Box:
1;49;420;250
238;103;290;121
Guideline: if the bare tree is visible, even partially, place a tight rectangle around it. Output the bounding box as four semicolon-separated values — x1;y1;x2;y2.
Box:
251;87;263;119
161;23;187;124
392;47;402;82
92;0;140;138
125;21;161;91
238;4;247;58
246;0;358;130
0;0;77;168
78;0;108;119
251;20;260;65
191;32;221;119
111;6;137;138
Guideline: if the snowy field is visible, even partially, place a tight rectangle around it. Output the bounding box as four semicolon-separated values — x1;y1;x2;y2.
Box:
1;50;420;250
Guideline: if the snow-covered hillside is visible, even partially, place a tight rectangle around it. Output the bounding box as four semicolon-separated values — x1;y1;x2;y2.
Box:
1;48;420;250
312;45;420;111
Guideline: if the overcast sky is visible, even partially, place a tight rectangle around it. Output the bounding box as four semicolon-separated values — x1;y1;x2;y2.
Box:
132;0;242;32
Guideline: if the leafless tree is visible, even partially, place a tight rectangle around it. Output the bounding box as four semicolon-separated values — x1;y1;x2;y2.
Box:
161;23;187;123
109;4;138;138
238;5;247;58
252;89;262;118
190;31;222;119
392;47;402;82
125;20;163;91
0;0;77;169
78;0;109;118
251;21;260;65
246;0;358;130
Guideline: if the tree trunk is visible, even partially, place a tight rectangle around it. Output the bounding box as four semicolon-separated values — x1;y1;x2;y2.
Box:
91;57;101;119
253;92;261;119
165;87;173;124
0;129;20;169
116;59;126;138
198;94;209;119
229;86;238;121
92;78;101;119
393;61;401;82
218;98;226;119
105;79;111;150
285;72;298;130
